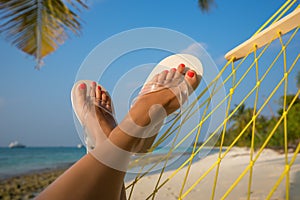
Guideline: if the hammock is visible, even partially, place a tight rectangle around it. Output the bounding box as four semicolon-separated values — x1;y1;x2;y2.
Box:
126;1;300;199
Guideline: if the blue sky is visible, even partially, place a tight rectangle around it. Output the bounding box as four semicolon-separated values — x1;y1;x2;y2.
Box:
0;0;299;147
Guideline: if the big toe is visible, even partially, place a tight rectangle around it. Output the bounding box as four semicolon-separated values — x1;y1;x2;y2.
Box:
75;83;87;107
185;70;199;92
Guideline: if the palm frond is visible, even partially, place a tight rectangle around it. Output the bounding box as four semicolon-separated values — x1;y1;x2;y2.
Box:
0;0;87;69
198;0;214;12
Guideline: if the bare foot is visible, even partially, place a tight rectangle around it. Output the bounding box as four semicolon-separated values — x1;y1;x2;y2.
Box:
73;81;117;149
130;63;199;127
116;64;199;153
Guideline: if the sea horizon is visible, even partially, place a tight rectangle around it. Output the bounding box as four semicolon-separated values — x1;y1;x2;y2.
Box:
0;146;220;180
0;147;86;180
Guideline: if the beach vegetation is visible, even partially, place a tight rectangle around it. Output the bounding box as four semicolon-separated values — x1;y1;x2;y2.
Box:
216;81;300;150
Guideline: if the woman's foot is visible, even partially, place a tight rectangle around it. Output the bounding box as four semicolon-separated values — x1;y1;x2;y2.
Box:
129;63;199;127
73;81;117;149
87;63;200;170
115;63;199;153
73;82;127;200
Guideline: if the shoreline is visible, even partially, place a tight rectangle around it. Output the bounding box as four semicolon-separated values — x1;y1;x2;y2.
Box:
0;166;70;200
0;162;74;181
1;147;299;199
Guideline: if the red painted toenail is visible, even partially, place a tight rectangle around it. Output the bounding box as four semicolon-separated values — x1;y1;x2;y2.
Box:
171;68;176;71
187;71;195;78
79;83;86;89
98;86;101;90
92;82;96;86
179;63;185;68
101;91;105;94
164;70;169;73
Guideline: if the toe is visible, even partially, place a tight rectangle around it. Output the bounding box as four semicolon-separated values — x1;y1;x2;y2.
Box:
106;98;112;110
158;70;168;84
75;83;87;108
185;70;199;91
177;63;185;74
166;68;176;82
175;64;185;79
103;92;112;111
152;74;159;82
106;104;111;110
101;91;107;106
77;83;87;95
90;81;97;97
96;85;102;100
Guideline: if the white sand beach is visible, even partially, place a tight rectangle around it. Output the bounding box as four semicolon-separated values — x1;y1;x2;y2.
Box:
125;147;300;200
1;147;299;199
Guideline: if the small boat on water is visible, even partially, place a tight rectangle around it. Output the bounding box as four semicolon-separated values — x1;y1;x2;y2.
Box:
77;144;83;148
9;141;26;148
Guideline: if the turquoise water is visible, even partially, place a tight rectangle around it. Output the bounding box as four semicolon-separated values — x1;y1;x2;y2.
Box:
0;147;86;179
0;146;220;180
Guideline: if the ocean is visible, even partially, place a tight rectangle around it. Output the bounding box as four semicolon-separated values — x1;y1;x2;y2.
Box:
0;146;221;180
0;147;86;179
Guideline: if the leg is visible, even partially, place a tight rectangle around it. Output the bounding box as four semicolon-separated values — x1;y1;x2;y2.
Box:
37;65;198;200
38;82;126;200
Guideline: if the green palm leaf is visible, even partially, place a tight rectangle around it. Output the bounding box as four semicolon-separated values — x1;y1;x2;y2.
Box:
198;0;214;12
0;0;87;69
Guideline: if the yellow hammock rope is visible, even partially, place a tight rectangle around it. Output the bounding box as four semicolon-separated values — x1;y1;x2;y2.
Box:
126;1;300;199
